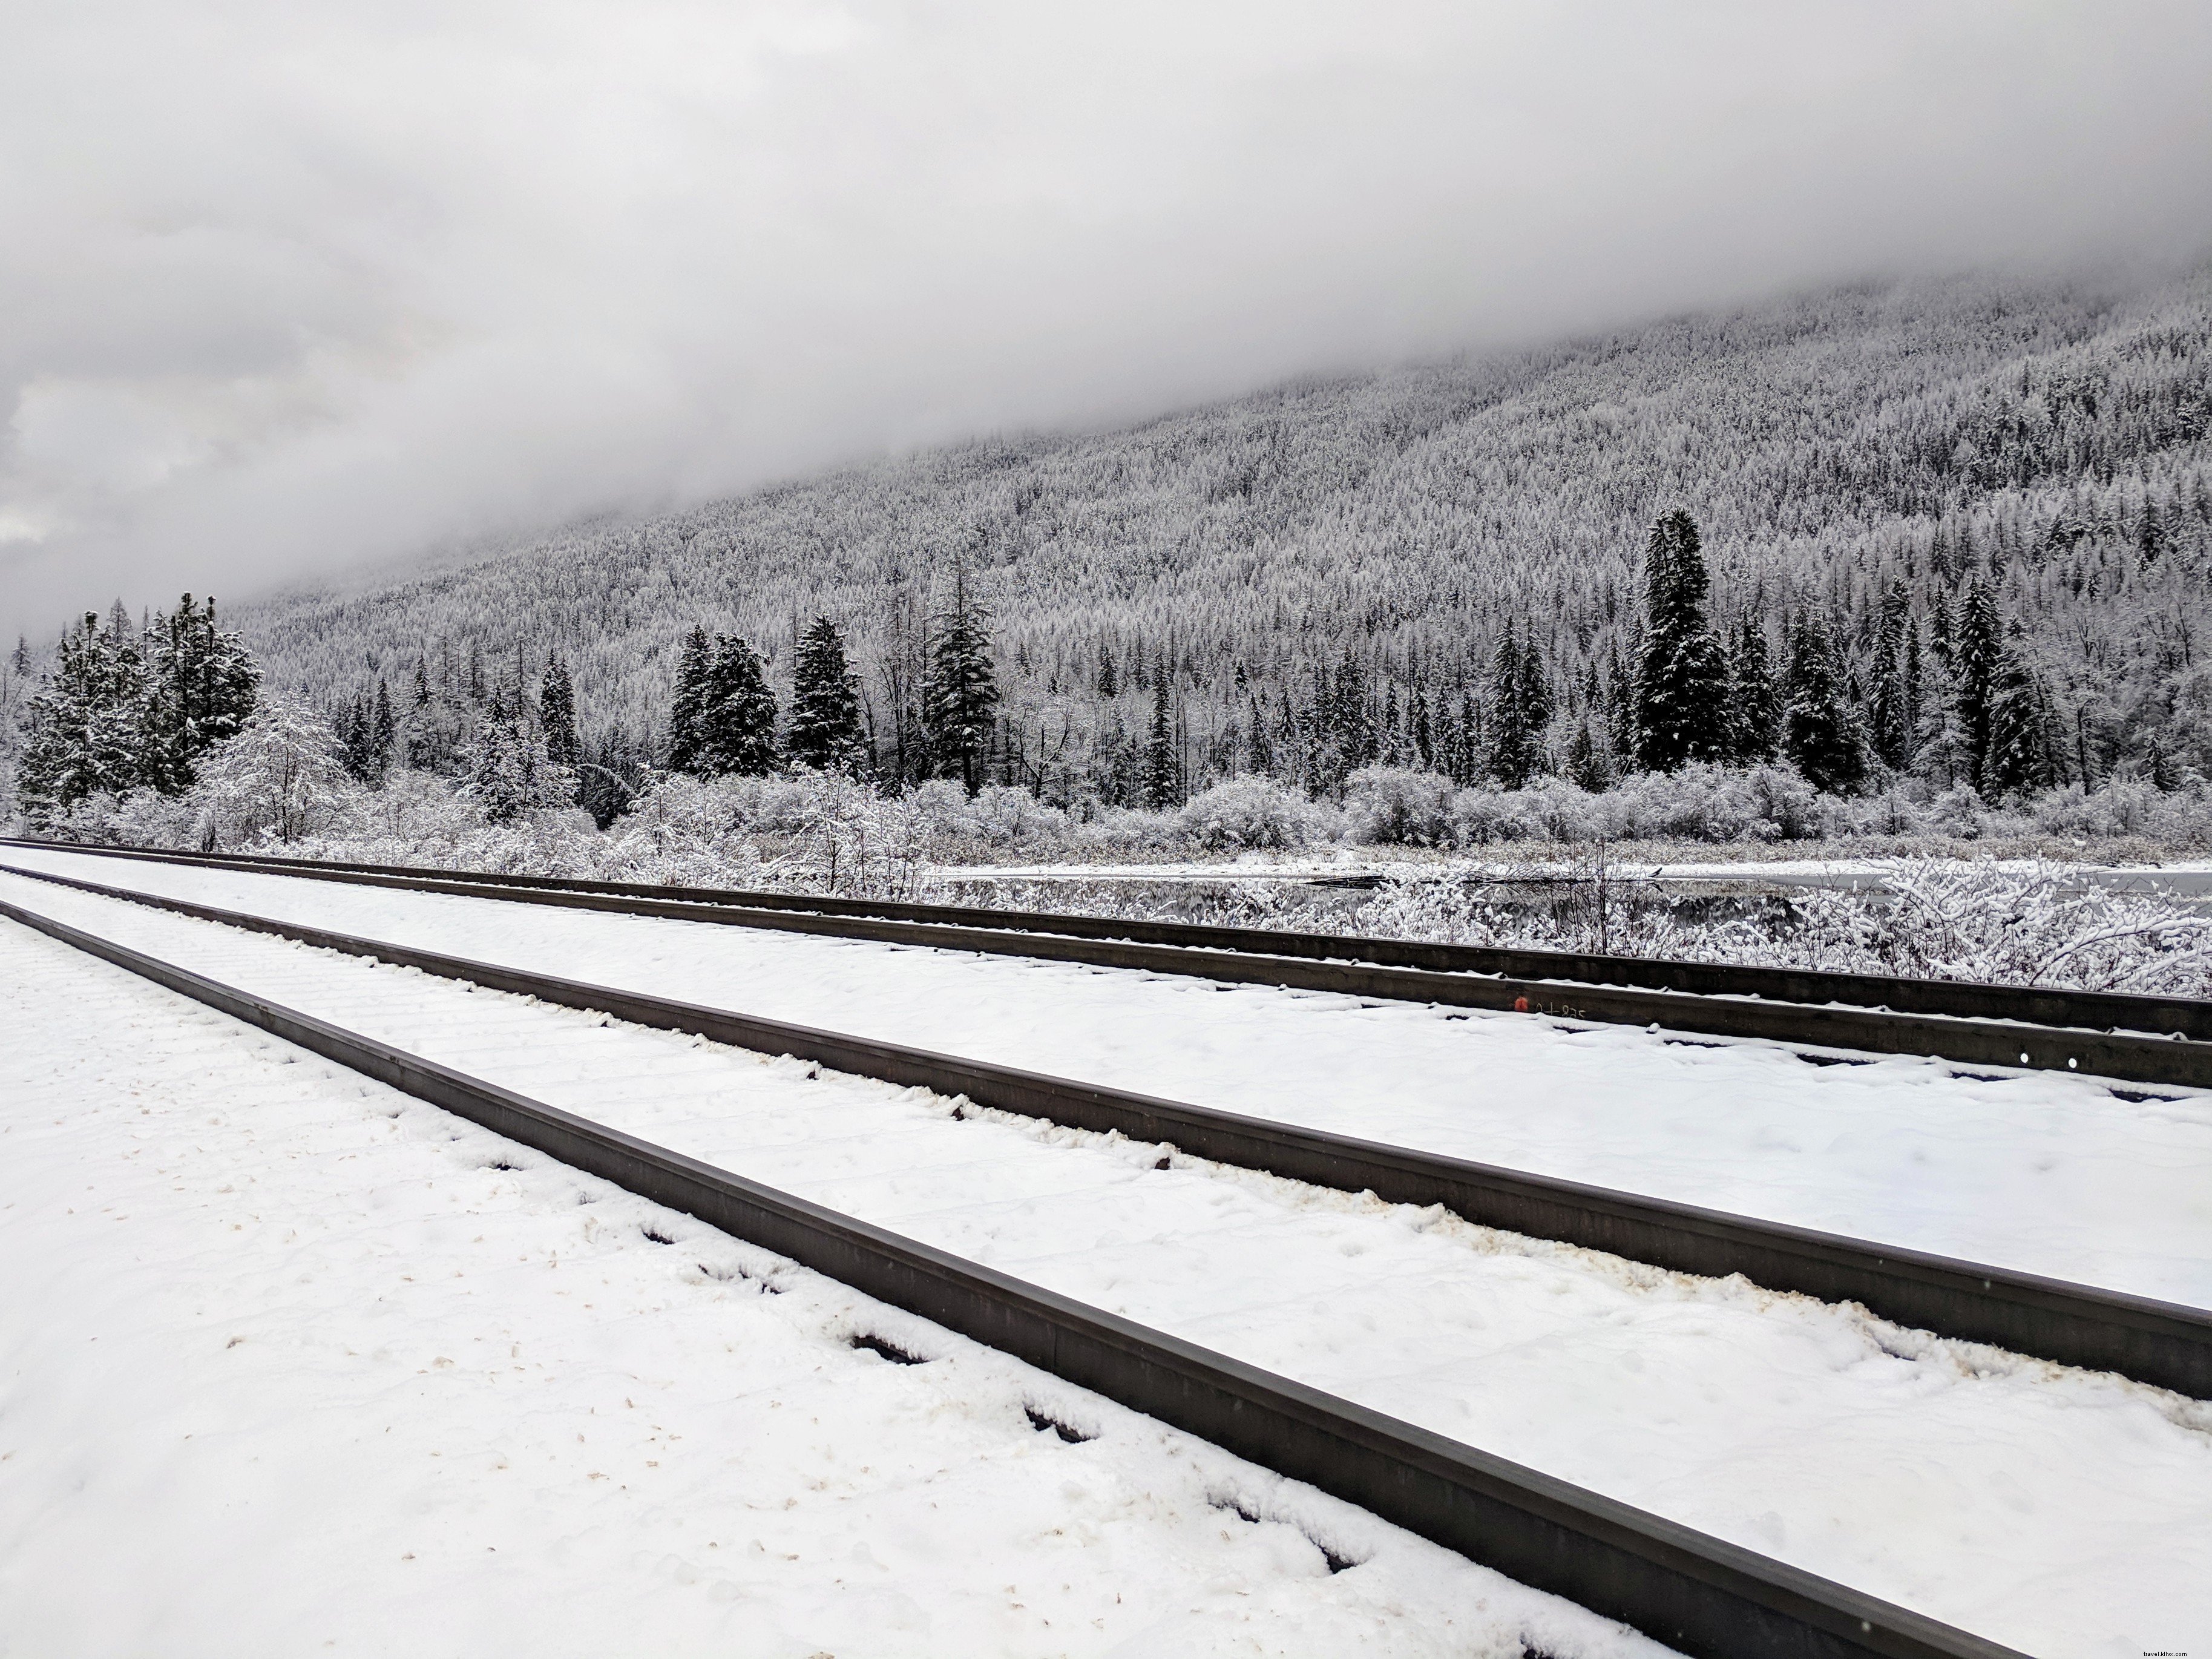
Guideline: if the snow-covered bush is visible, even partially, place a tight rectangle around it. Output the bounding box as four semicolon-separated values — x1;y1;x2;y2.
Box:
191;698;360;847
1592;763;1817;843
1071;804;1186;856
1444;786;1536;846
1446;780;1599;844
1180;775;1325;851
1344;767;1456;846
594;774;778;887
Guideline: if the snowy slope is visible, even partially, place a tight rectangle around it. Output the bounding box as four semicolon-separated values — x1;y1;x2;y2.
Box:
8;846;2212;1310
4;871;2209;1657
0;918;1666;1659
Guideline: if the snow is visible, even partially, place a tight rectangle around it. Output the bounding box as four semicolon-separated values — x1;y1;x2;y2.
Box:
4;866;2211;1656
9;846;2212;1310
0;917;1659;1659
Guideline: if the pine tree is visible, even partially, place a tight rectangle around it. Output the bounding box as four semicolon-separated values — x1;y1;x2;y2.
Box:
1517;642;1554;761
1783;614;1865;795
698;635;779;777
786;617;866;775
1727;614;1780;763
1985;629;2055;798
1953;577;2003;792
1633;510;1732;770
1870;580;1915;770
1144;675;1178;808
142;594;260;792
1095;645;1118;700
461;685;571;823
341;694;376;782
1567;719;1608;791
1486;623;1534;789
540;654;580;772
666;625;712;773
371;678;397;777
16;612;149;821
924;564;999;795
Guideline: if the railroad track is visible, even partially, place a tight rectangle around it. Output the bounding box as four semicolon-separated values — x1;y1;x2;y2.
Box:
7;851;2207;1406
9;836;2211;1089
0;882;2026;1659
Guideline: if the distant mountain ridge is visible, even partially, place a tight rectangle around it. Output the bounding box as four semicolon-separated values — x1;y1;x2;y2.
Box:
235;266;2212;803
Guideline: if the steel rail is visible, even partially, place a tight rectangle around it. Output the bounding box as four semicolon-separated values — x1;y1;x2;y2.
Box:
0;891;2025;1659
7;838;2211;1089
11;834;2207;1043
9;856;2207;1403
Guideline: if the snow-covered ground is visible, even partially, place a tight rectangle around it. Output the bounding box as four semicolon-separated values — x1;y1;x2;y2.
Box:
8;846;2212;1309
0;917;1664;1659
4;867;2210;1656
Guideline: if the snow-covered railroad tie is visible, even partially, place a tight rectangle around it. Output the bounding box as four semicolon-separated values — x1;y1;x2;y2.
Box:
8;852;2210;1401
4;869;2207;1655
16;835;2212;1088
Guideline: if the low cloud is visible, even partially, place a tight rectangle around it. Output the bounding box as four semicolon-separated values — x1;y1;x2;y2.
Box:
5;0;2210;637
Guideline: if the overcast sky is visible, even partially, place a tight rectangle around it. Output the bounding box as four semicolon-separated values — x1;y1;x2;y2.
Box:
4;0;2210;639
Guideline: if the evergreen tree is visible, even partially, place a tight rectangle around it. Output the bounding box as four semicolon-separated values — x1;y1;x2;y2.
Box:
1485;623;1552;788
1517;641;1554;758
1144;675;1178;808
1727;613;1781;762
142;594;260;792
1986;629;2055;798
1486;623;1533;788
1633;510;1732;770
372;678;397;777
539;654;580;772
341;694;377;782
1870;580;1916;770
1567;719;1608;791
1953;577;2003;791
461;690;571;823
1095;645;1118;700
1782;614;1866;795
697;635;779;777
924;565;999;795
16;612;149;821
666;625;712;773
786;616;866;775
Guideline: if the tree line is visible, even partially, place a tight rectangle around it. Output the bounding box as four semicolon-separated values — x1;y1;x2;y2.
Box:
14;598;260;823
222;266;2212;816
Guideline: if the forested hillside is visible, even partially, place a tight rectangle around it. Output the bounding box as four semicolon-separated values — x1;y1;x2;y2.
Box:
221;266;2212;812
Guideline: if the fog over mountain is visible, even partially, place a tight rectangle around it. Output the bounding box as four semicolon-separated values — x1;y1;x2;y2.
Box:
222;266;2212;812
5;1;2212;639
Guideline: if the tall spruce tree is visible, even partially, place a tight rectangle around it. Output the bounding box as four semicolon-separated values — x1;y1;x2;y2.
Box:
540;654;580;772
698;635;779;777
1782;614;1865;795
924;564;999;794
1986;629;2055;798
142;594;260;793
16;611;149;821
1727;613;1781;763
1870;579;1916;770
666;625;712;773
371;678;397;778
786;616;866;775
1486;623;1540;788
1953;577;2003;792
1633;511;1732;770
1143;674;1178;808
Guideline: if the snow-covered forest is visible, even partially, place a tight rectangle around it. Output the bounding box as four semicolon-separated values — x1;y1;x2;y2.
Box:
177;265;2212;820
10;266;2212;883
